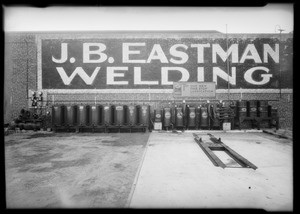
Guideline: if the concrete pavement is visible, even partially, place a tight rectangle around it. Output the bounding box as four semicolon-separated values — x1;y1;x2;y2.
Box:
128;131;293;211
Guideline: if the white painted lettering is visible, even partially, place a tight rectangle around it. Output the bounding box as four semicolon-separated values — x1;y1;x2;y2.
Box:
244;66;272;85
122;43;146;63
191;44;210;63
106;67;128;85
197;67;204;82
212;44;239;63
147;44;168;63
134;67;159;85
263;44;279;63
83;43;108;63
240;44;262;63
56;67;100;85
169;44;188;64
161;67;190;85
52;43;68;63
213;67;236;85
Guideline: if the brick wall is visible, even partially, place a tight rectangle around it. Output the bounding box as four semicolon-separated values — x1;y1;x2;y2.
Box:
4;31;293;130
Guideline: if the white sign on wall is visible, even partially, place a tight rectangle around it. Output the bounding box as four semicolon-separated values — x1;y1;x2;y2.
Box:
173;82;216;98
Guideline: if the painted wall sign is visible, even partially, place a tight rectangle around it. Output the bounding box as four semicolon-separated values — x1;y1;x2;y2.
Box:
40;37;293;90
173;82;216;98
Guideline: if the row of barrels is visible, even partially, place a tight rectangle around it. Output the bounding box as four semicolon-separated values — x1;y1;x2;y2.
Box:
154;106;213;129
52;104;212;130
52;104;150;127
51;101;278;131
237;100;277;118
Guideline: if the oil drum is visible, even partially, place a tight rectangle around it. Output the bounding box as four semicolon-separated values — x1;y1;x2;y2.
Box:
154;108;162;122
249;100;258;117
237;101;247;117
66;105;77;126
163;107;171;127
139;105;149;126
270;106;278;117
199;106;209;128
187;106;196;128
78;105;87;126
90;105;102;126
103;105;112;125
115;105;124;125
175;107;184;127
52;105;64;126
127;105;137;125
258;101;268;118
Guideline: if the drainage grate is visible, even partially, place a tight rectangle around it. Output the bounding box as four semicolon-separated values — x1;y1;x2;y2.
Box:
193;133;257;170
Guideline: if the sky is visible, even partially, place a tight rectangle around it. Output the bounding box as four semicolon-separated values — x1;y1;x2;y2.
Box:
4;4;293;33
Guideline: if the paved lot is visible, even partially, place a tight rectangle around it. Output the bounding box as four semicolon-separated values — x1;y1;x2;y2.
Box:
5;130;293;210
129;131;293;211
5;132;149;208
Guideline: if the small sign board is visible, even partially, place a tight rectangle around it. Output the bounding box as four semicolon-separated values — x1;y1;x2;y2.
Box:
173;82;216;98
222;122;231;131
154;122;162;130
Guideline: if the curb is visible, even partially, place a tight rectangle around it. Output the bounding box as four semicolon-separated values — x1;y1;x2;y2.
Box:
152;129;263;133
262;130;293;140
125;132;151;208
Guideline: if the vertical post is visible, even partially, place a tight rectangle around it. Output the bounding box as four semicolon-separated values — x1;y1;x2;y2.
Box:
275;25;285;99
240;87;243;100
148;85;151;102
226;24;230;101
279;30;283;99
25;39;29;99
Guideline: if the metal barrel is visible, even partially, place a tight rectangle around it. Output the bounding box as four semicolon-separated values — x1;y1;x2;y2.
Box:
237;101;247;117
175;107;184;127
61;105;67;126
126;105;137;125
187;106;196;127
154;108;162;122
86;105;92;126
103;105;112;125
66;105;77;126
52;105;64;126
199;106;209;128
90;105;102;126
115;105;124;125
78;105;87;126
163;107;171;127
249;100;258;117
258;101;268;118
270;106;278;117
139;105;150;126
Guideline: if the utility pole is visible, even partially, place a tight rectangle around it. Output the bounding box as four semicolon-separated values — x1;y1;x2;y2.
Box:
275;25;285;99
226;24;230;102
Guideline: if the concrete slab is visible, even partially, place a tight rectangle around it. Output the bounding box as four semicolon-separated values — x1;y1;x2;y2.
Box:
129;132;293;211
5;132;150;208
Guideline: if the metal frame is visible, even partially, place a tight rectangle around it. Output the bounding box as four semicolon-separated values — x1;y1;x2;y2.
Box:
193;133;257;170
